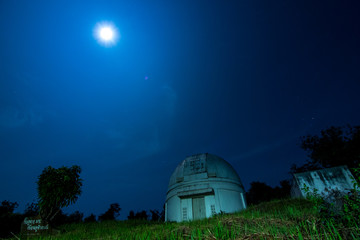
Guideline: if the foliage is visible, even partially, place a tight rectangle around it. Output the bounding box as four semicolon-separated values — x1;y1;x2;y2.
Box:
293;125;360;173
37;165;82;222
246;181;274;205
301;164;360;226
67;211;84;223
127;210;149;221
51;209;70;226
47;210;85;227
0;200;18;216
135;210;148;220
127;210;135;220
342;164;360;224
84;214;97;223
149;209;162;221
301;184;323;210
0;200;23;238
127;208;165;222
23;202;39;217
246;180;291;205
302;184;347;223
98;203;121;221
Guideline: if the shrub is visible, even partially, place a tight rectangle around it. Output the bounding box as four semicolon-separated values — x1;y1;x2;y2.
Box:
302;164;360;225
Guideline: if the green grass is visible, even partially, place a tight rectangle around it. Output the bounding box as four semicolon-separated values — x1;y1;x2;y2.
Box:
16;198;360;240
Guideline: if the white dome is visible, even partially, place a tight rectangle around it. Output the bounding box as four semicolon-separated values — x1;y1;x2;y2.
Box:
165;153;246;222
168;153;243;188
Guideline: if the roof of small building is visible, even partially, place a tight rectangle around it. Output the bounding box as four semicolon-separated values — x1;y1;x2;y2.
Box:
289;165;359;199
168;153;243;188
292;165;351;179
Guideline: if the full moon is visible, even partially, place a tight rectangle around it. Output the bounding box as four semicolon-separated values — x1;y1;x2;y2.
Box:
94;21;119;47
100;27;114;41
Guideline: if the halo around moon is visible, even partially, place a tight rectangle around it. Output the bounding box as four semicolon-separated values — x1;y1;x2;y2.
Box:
94;21;120;47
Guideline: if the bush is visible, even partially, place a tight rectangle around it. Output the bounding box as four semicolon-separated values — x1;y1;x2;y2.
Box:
98;203;121;221
302;164;360;226
84;214;97;223
0;201;23;238
342;165;360;224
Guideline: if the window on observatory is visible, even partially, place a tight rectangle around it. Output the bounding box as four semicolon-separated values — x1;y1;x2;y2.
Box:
211;205;216;215
182;208;188;221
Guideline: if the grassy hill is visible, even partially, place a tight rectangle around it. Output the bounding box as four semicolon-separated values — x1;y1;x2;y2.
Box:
17;198;360;239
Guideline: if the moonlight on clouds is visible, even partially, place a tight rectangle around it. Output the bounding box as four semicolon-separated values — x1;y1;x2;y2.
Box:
94;21;120;47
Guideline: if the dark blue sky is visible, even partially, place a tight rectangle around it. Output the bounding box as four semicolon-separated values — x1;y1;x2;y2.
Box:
1;0;360;219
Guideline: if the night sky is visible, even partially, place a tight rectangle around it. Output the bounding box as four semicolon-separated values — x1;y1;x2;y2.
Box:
1;0;360;219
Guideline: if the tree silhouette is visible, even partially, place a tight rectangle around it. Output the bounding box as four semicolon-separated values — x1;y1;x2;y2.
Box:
277;180;291;198
0;200;22;238
84;214;97;223
292;125;360;173
135;210;148;220
150;210;160;221
37;165;82;223
23;202;39;217
127;210;135;220
246;180;291;205
98;203;121;221
0;200;18;216
246;182;274;205
67;211;83;223
127;210;148;220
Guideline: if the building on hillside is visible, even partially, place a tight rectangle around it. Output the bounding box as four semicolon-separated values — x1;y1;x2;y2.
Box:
290;165;357;198
165;153;246;222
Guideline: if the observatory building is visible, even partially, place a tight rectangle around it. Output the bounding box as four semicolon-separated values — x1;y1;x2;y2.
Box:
165;153;247;222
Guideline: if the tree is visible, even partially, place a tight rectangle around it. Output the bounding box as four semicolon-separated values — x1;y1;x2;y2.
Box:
0;201;22;238
293;125;360;173
98;203;121;221
277;180;291;199
67;211;83;223
160;204;165;222
246;182;275;205
246;180;291;205
0;200;18;216
84;214;97;223
51;209;69;226
127;210;135;220
149;210;160;221
135;210;148;220
127;210;148;220
23;202;39;217
37;165;82;222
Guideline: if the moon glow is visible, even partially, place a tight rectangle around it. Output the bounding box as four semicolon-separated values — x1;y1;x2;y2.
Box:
94;21;119;47
100;27;114;41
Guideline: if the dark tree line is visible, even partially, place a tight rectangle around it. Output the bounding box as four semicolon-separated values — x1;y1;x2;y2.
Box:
127;209;164;221
292;125;360;173
246;180;291;205
98;203;121;221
